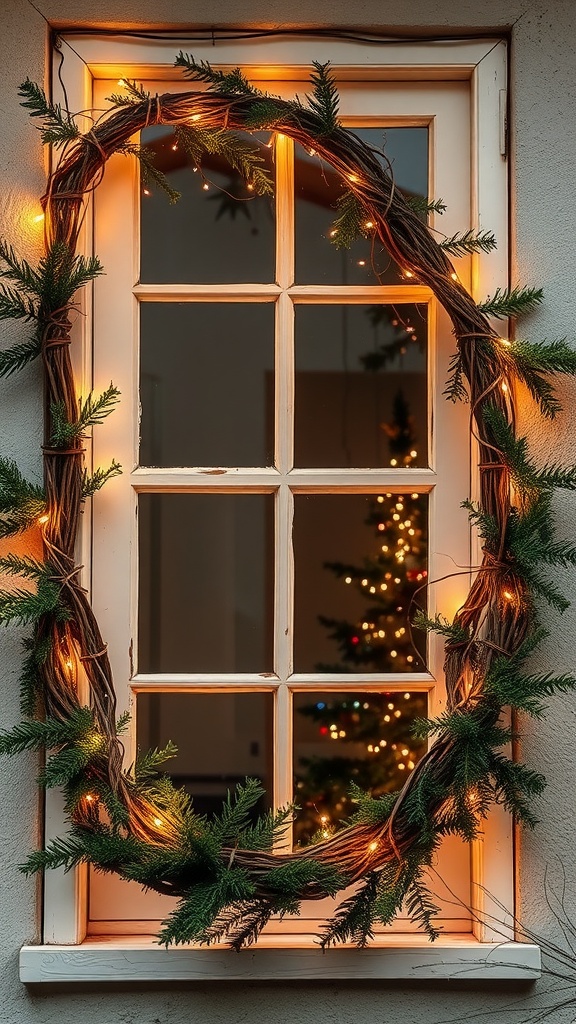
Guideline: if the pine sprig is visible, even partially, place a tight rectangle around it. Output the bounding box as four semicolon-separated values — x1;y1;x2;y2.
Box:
0;284;38;322
0;240;40;293
444;351;468;403
159;868;257;946
306;61;340;135
174;125;274;196
484;405;576;493
18;78;80;147
0;579;65;627
0;706;94;755
405;196;447;216
477;286;544;320
0;458;45;537
107;79;150;105
329;190;368;249
50;384;120;448
507;338;576;419
412;610;470;645
174;53;260;96
0;553;51;580
19;634;52;716
0;339;42;378
439;229;497;256
207;778;266;845
81;460;122;498
118;143;181;204
321;873;379;948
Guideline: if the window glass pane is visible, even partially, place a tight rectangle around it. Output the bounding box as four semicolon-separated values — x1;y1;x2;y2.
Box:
140;127;275;284
293;690;427;845
294;303;427;468
293;494;427;673
138;494;274;672
295;127;428;284
137;692;273;817
139;303;275;468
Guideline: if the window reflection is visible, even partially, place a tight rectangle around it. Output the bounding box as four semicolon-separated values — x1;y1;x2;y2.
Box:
295;127;428;284
294;304;427;468
140;127;275;284
293;494;428;673
293;690;428;845
137;691;273;819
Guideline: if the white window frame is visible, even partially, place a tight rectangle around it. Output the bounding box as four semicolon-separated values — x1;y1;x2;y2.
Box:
21;33;541;983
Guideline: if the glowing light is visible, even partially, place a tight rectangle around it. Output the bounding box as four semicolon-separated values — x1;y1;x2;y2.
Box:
65;659;73;670
501;381;508;392
357;260;366;266
117;78;126;87
407;655;414;664
153;817;163;828
499;337;512;347
404;693;411;699
171;143;178;151
32;213;45;224
378;629;385;637
364;220;375;229
202;182;210;191
329;229;338;237
408;760;415;769
503;589;514;601
404;270;414;278
143;188;151;196
387;703;394;710
190;113;201;122
369;585;376;593
398;763;406;770
390;458;398;467
361;578;368;586
410;450;417;458
348;173;359;183
402;748;409;757
411;492;419;499
345;576;352;584
384;714;391;722
85;793;95;803
247;183;254;191
37;513;49;525
368;841;379;852
320;815;328;824
394;710;401;718
451;272;459;281
377;496;384;503
390;651;397;659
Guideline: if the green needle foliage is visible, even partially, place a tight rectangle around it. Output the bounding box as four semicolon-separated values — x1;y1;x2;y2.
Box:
18;78;80;147
306;61;341;135
50;384;120;448
118;143;181;204
81;460;122;499
107;79;150;105
329;190;369;249
507;338;576;418
477;285;544;319
0;705;94;755
174;53;262;96
173;125;274;196
405;196;447;216
439;229;497;256
19;634;52;716
0;458;45;536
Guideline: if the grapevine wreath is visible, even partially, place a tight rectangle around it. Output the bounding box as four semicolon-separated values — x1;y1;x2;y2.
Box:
1;57;576;949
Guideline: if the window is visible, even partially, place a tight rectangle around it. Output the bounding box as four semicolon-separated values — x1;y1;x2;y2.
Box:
24;33;541;982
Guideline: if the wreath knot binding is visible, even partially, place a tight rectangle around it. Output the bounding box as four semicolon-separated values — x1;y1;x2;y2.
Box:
0;59;575;949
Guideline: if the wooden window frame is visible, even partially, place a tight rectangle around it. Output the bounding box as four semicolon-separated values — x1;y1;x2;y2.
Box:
20;32;542;983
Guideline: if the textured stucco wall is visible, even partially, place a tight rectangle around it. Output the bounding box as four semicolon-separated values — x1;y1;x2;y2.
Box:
2;1;576;1021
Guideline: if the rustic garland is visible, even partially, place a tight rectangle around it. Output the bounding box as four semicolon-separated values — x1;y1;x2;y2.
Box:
1;61;575;950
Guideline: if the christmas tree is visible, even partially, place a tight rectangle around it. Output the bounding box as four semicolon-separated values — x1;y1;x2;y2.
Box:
294;391;429;845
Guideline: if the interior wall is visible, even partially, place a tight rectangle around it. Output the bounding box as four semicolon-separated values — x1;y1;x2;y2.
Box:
2;1;576;1021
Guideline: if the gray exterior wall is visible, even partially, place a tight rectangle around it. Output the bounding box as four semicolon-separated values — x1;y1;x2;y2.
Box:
1;1;576;1021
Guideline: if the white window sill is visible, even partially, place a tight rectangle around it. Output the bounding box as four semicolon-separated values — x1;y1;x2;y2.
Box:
20;934;541;983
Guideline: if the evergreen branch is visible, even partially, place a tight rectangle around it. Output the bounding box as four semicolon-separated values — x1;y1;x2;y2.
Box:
439;229;497;256
329;190;368;249
347;783;399;825
506;338;576;419
404;871;442;940
405;196;446;216
263;859;345;899
0;458;45;536
242;99;287;129
0;553;51;580
412;610;470;645
119;143;181;204
0;706;93;755
18;78;80;147
81;460;122;498
0;283;38;322
0;579;65;627
174;125;274;196
461;498;501;549
0;338;42;378
306;61;340;135
19;634;52;716
159;868;257;946
22;833;88;874
208;779;266;845
50;384;120;448
39;743;95;788
237;805;294;851
107;79;150;105
477;286;544;320
0;240;41;294
174;53;260;96
321;873;378;948
134;741;178;781
444;351;468;403
485;654;576;718
489;752;546;827
34;243;103;311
